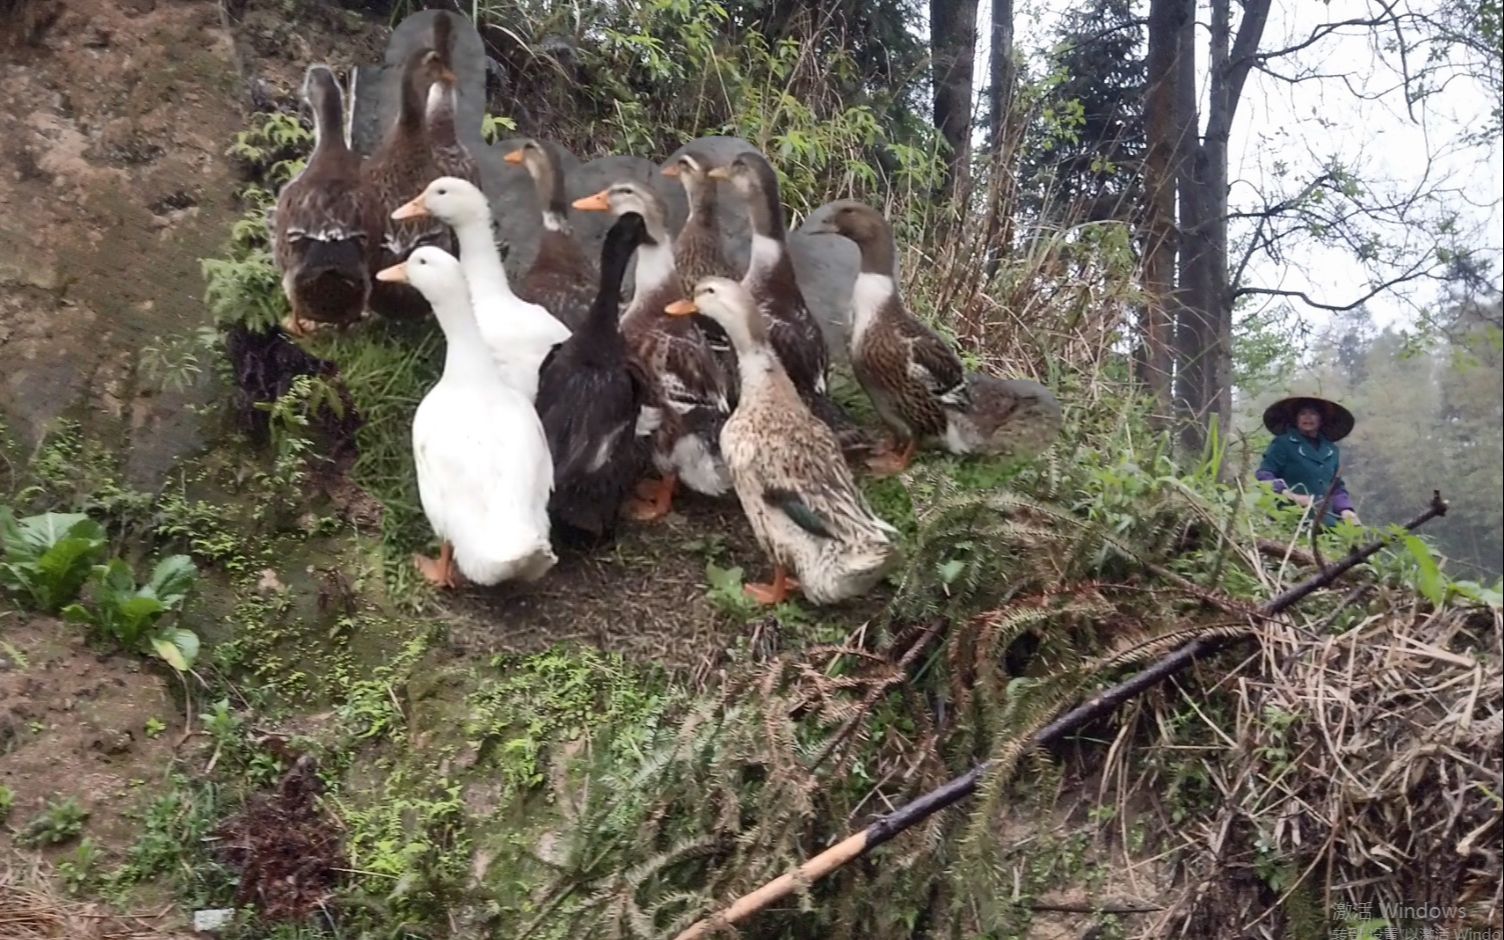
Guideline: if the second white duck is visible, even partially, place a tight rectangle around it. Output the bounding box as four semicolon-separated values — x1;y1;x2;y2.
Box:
393;177;570;402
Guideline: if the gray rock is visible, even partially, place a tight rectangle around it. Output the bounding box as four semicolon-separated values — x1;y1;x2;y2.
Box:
789;218;860;363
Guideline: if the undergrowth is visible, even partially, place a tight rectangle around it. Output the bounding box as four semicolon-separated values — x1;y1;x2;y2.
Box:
2;7;1497;940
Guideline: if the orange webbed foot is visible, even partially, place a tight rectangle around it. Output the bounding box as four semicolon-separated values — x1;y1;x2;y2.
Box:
864;439;917;477
413;541;459;588
744;568;799;605
626;474;677;523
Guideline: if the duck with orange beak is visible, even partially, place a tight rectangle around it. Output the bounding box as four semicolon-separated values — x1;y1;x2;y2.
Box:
383;245;557;589
570;181;735;522
666;277;898;605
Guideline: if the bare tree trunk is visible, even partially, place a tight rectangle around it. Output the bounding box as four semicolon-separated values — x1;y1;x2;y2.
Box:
1170;0;1212;452
1139;0;1180;422
987;0;1015;150
931;0;980;200
981;0;1017;273
1178;0;1272;455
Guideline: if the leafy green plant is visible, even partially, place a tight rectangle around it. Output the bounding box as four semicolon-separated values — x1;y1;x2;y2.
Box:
63;554;201;671
0;509;108;612
0;784;13;822
15;797;89;847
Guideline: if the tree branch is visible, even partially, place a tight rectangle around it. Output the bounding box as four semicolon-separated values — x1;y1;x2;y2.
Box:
1234;260;1438;312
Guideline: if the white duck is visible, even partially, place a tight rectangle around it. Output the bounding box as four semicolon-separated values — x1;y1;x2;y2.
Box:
392;177;570;401
376;246;557;588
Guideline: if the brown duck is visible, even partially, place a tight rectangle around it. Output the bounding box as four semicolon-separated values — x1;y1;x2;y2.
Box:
424;13;481;186
804;199;1063;475
710;151;866;453
272;65;368;337
360;29;449;320
506;139;598;332
663;148;737;294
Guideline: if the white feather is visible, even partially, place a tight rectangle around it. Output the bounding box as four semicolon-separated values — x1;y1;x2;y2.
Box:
413;380;557;584
849;272;893;350
443;193;572;401
669;432;731;496
404;245;558;586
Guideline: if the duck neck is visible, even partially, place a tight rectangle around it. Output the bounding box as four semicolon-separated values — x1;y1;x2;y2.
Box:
850;271;897;348
588;235;635;334
396;49;429;133
744;186;788;278
433;291;498;385
535;159;571;233
310;86;347;159
425;80;459;145
855;227;898;277
684;175;716;222
631;221;677;301
450;215;513;298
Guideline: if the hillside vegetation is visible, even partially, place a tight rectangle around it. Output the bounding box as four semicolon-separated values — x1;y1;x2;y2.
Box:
1;1;1499;939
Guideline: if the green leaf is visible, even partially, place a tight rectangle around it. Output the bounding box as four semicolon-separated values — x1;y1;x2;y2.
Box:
149;630;196;671
705;562;744;594
936;559;966;585
60;603;95;626
147;554;197;604
33;536;108;612
1404;536;1445;607
112;596;168;641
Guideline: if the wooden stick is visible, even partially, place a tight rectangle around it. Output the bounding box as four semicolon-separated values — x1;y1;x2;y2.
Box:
673;492;1448;940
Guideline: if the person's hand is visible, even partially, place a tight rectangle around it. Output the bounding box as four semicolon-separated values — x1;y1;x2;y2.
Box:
1341;509;1361;526
1289;493;1313;508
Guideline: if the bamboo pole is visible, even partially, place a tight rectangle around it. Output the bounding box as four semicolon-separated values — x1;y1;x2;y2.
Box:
673;492;1449;940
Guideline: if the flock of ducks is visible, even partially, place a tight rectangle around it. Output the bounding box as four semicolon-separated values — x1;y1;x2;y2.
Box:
270;13;1063;606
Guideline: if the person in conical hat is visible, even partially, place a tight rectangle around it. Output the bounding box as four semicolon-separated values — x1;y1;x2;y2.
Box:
1255;394;1361;526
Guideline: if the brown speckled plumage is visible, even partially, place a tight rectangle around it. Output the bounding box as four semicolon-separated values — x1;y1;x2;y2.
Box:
683;278;898;604
666;150;737;293
807;199;1063;460
360;27;451;320
511;139;598;332
716;151;870;453
272;66;368;332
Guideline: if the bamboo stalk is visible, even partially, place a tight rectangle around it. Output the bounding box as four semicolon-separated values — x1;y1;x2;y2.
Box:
673;492;1449;940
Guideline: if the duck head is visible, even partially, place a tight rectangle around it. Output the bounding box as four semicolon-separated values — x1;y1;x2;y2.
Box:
665;276;768;351
375;245;467;314
662;149;716;205
804;199;896;275
571;181;670;241
706;150;784;237
392;176;489;227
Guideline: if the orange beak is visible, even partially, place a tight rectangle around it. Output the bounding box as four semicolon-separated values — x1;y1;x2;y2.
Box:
504;149;525;165
438;67;457;84
572;190;611;212
375;262;409;283
664;299;698;316
706;166;731;181
392;193;429;220
661;163;681;178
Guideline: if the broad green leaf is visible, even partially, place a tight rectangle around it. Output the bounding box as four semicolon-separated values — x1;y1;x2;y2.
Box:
112;596;168;641
60;603;95;625
33;536;108;612
705;562;744;593
168;628;200;668
936;559;966;585
147;555;197;603
150;633;191;671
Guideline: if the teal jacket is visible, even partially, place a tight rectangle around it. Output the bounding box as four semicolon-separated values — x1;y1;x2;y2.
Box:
1256;432;1355;518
